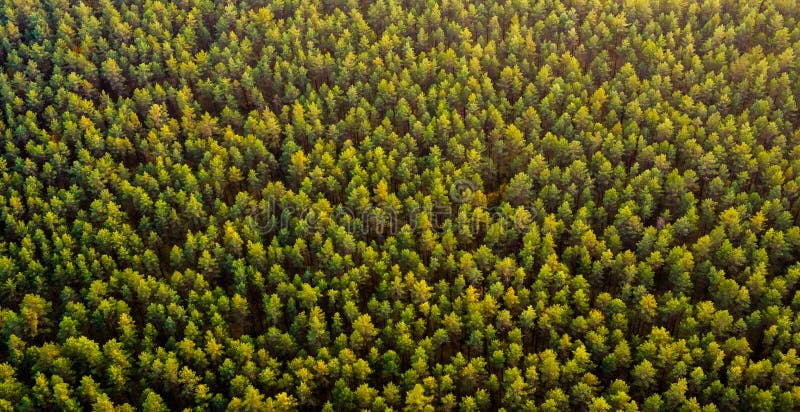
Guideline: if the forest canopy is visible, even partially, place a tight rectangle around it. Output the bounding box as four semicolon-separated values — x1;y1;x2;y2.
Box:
2;0;800;410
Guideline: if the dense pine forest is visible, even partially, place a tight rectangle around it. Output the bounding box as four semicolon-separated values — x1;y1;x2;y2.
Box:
2;0;800;410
